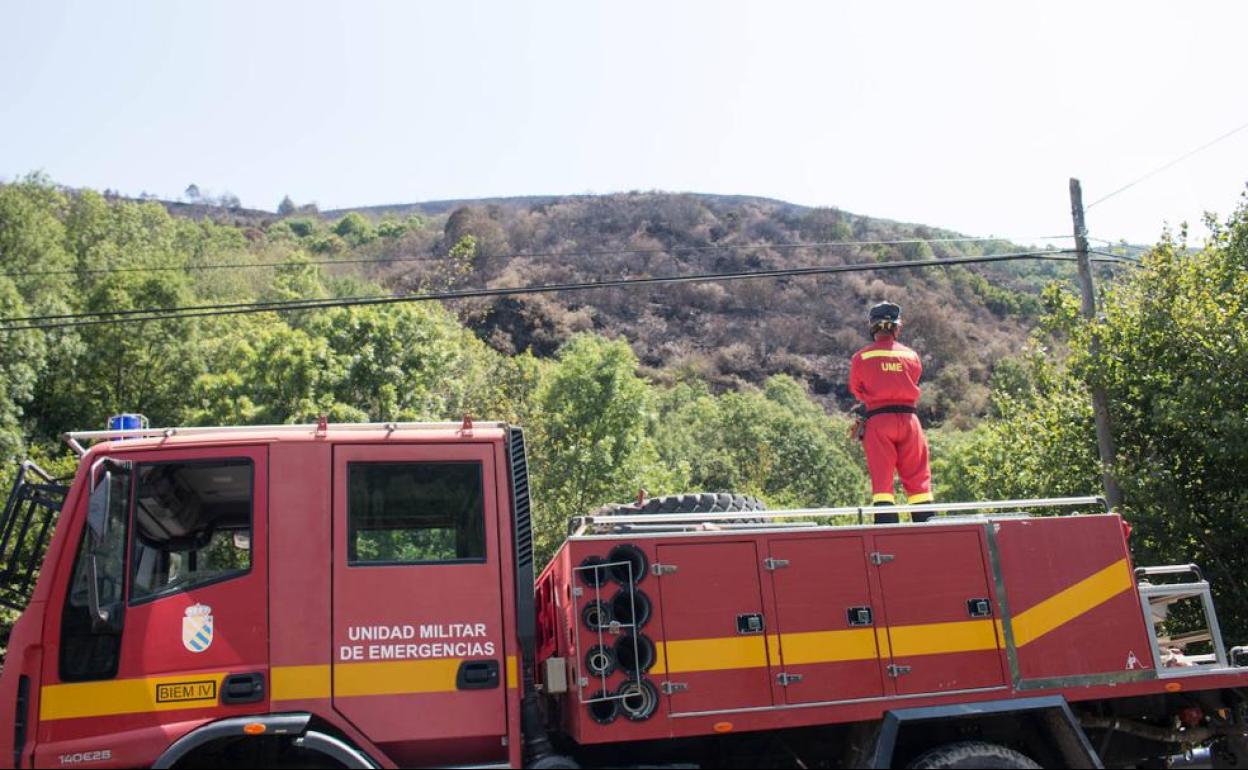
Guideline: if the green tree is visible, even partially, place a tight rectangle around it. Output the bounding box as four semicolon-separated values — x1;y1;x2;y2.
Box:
527;335;683;562
0;174;73;312
285;217;319;238
35;272;205;430
941;196;1248;641
0;279;42;463
191;317;356;425
333;212;375;245
654;375;867;509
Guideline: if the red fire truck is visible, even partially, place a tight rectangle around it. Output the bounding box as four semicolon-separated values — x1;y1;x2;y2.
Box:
1;420;1247;768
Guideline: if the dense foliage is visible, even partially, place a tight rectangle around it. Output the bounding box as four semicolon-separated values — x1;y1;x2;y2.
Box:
937;194;1248;641
0;176;870;579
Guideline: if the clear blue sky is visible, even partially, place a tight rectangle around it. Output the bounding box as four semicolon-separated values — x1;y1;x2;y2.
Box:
2;0;1245;244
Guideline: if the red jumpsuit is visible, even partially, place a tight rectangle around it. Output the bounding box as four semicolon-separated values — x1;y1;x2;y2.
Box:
849;336;933;505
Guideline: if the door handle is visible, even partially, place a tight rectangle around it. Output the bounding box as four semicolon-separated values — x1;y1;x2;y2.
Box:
221;672;265;705
456;660;500;690
847;606;874;627
967;598;992;618
736;613;765;635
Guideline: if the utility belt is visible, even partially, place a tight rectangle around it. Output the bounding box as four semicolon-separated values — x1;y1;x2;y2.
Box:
854;405;918;441
864;404;918;419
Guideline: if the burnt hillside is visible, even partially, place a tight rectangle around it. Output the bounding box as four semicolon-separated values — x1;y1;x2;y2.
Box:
300;192;1082;428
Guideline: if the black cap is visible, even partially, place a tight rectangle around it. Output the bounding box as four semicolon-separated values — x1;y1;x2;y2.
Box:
869;302;902;325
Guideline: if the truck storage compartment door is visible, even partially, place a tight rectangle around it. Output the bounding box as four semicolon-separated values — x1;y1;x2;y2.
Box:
654;542;773;714
332;443;508;768
872;529;1006;695
768;535;885;703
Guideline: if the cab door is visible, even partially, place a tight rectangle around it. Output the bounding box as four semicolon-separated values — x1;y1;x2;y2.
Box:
36;446;269;768
332;443;508;768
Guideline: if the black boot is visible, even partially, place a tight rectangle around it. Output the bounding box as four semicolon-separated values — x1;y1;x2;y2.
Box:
873;500;898;524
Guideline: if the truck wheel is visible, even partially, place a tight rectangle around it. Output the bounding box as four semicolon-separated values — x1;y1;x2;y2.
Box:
636;492;766;515
590;492;767;518
528;755;580;769
577;555;610;587
907;741;1041;769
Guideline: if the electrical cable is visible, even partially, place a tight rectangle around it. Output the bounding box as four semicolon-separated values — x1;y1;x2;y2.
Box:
0;245;1103;325
0;249;1131;333
0;250;1087;326
0;234;1075;279
1086;118;1248;209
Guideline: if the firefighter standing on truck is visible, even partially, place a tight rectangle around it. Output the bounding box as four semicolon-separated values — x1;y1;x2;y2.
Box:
849;301;934;524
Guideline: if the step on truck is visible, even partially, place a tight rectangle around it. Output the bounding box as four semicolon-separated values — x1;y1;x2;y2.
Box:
2;419;1248;768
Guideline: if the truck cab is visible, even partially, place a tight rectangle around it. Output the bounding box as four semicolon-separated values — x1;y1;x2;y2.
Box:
0;421;532;769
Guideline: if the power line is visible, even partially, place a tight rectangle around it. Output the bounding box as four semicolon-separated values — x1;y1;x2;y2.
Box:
0;249;1113;325
0;250;1132;333
1087;236;1148;253
1089;249;1141;263
0;247;1098;325
0;234;1075;279
1086;118;1248;210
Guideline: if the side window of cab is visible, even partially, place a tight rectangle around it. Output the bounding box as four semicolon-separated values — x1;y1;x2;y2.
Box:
129;459;254;602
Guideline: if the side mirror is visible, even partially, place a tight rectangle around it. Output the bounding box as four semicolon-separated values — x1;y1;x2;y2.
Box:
86;469;113;542
86;459;129;631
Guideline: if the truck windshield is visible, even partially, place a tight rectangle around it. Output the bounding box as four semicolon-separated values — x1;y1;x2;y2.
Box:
129;459;253;602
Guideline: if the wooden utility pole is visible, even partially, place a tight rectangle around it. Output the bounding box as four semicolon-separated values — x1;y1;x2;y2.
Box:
1070;178;1123;509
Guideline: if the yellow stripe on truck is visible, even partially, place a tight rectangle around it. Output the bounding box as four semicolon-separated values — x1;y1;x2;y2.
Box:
41;561;1133;721
335;658;463;697
778;629;879;664
1011;558;1132;647
888;619;999;657
661;635;769;673
45;656;514;720
41;672;227;721
653;620;994;674
272;664;331;701
876;627;892;658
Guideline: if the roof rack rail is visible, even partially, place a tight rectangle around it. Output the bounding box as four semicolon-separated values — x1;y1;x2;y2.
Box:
62;420;508;456
569;496;1108;536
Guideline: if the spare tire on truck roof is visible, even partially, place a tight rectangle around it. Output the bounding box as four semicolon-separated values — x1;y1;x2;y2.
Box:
588;492;767;519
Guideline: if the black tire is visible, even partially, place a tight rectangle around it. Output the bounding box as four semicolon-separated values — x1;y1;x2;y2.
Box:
589;492;767;520
585;644;616;677
581;600;613;631
635;492;767;515
607;543;649;585
616;678;659;721
907;741;1041;769
614;633;656;674
586;690;618;725
610;588;652;629
578;555;610;587
528;755;580;770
